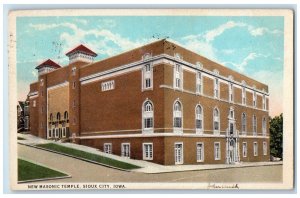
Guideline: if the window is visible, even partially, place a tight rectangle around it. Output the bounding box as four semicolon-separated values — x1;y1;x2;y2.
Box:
49;113;53;122
73;100;76;108
72;82;76;89
229;83;234;102
262;117;267;136
263;95;266;110
214;78;219;98
174;143;183;164
143;100;154;132
195;105;203;134
173;101;182;132
143;143;153;160
40;79;44;86
72;67;76;76
253;142;258;156
101;80;115;91
242;113;247;135
253;91;257;107
196;143;204;162
33;100;36;107
214;142;221;160
57;112;61;121
196;72;202;94
213;108;220;134
143;64;153;90
64;111;68;120
104;143;112;154
174;64;182;89
253;115;257;136
121;143;130;158
263;141;267;155
242;87;246;105
242;142;247;157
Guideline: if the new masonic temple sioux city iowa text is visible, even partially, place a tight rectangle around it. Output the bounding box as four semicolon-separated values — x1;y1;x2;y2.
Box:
27;39;270;165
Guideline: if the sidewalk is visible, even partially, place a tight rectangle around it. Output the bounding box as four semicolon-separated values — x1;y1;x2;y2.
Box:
18;133;283;174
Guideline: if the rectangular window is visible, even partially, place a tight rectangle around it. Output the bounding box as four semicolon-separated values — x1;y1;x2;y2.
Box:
174;64;182;89
196;72;202;94
145;78;151;88
214;78;219;98
176;78;181;88
263;95;266;110
253;91;257;107
214;121;219;131
174;117;182;128
72;82;76;89
253;142;258;156
214;142;221;160
196;119;202;129
101;80;115;91
121;143;130;158
143;143;153;160
144;118;153;128
229;83;234;102
196;143;204;162
242;142;247;157
145;64;151;72
242;87;246;105
263;142;267;156
33;100;36;107
104;143;112;154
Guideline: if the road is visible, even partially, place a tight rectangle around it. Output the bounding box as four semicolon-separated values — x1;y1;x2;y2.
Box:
18;144;282;183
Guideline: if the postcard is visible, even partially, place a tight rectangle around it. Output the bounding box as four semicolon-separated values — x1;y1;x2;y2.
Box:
8;8;294;190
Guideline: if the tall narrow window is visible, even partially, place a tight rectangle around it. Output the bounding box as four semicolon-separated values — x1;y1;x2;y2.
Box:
253;115;257;136
104;143;112;154
242;142;247;157
196;143;204;162
214;78;219;98
263;141;267;155
173;101;182;133
262;117;267;136
253;91;257;107
213;108;220;134
143;143;153;160
214;142;221;160
195;105;203;134
64;111;68;121
143;64;152;90
57;112;61;122
242;87;246;105
242;113;247;135
263;94;266;110
142;100;154;132
229;83;234;102
121;143;130;158
253;142;258;156
174;64;182;89
196;72;202;94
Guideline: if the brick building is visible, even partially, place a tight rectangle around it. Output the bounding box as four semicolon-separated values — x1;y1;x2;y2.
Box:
28;39;270;165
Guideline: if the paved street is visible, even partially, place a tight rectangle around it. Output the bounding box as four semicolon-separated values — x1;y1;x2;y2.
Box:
18;144;282;183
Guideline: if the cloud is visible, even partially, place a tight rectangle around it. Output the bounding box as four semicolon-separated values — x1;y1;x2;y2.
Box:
222;52;261;72
74;19;88;25
203;21;246;42
248;26;282;37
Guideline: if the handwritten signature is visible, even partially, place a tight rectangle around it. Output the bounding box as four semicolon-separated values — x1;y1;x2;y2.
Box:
207;183;239;189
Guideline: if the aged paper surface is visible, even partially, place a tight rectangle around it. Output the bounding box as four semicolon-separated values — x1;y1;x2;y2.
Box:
8;9;294;190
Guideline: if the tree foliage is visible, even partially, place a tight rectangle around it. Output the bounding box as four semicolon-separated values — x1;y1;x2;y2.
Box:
269;113;283;159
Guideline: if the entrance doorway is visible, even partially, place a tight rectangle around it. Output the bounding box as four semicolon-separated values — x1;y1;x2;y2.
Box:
175;143;183;164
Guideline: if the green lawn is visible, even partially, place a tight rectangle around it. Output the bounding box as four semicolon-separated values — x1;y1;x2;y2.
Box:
18;159;67;182
36;143;141;170
17;137;25;140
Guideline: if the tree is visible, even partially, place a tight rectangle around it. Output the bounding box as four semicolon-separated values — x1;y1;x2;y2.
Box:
269;113;283;159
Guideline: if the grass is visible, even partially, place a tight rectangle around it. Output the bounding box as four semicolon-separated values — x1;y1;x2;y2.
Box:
17;137;26;140
18;159;67;182
36;143;141;170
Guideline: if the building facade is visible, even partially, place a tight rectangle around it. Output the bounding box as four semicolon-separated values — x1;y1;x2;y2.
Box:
28;40;270;165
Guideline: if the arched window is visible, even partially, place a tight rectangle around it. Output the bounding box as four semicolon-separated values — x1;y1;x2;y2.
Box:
57;112;61;121
173;101;182;132
253;115;257;136
64;111;68;120
195;105;203;134
213;108;220;134
242;113;247;135
49;113;53;122
143;100;153;132
262;117;267;136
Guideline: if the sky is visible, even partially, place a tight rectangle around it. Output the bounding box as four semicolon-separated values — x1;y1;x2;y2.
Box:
16;16;284;117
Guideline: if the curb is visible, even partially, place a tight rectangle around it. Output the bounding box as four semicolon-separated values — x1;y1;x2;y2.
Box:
18;142;140;172
18;175;72;184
